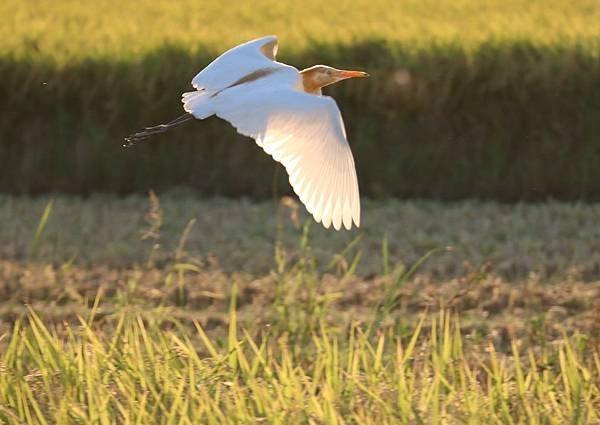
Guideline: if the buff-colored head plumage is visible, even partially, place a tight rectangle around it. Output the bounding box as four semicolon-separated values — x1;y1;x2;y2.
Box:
300;65;368;94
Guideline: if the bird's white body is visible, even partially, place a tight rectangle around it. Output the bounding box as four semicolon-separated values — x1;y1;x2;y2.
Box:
182;36;361;230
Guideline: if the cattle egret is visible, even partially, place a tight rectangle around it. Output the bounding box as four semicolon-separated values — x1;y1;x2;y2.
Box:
124;36;368;230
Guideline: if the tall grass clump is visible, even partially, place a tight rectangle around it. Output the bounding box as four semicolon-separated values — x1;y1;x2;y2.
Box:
0;305;598;423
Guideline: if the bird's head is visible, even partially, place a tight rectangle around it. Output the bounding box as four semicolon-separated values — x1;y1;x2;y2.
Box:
300;65;369;94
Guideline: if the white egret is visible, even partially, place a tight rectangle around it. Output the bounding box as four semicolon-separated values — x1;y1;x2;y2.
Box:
125;36;368;230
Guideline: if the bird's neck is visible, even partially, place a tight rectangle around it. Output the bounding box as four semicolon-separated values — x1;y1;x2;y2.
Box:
300;70;322;95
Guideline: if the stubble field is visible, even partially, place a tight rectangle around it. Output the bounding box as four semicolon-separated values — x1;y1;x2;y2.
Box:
1;194;599;422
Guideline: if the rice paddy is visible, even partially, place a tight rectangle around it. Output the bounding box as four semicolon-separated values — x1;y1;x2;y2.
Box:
1;195;600;422
2;1;600;422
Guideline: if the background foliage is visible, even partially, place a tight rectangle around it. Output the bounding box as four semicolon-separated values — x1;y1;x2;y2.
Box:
2;0;600;199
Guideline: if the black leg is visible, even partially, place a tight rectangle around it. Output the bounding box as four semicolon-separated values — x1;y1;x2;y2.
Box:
123;113;194;148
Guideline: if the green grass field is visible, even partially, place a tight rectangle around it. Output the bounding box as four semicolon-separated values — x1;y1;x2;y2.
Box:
2;0;600;199
1;195;600;422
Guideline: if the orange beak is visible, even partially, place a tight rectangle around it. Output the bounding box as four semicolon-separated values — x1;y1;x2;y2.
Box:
338;70;369;79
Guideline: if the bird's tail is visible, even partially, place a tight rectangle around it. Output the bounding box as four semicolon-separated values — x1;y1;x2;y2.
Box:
123;113;194;147
182;90;215;119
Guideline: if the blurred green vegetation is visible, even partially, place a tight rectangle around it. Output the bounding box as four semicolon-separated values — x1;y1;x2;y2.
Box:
2;0;600;199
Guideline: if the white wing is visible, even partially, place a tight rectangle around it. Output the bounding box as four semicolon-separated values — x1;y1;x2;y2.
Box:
211;81;360;230
184;35;301;119
191;35;283;92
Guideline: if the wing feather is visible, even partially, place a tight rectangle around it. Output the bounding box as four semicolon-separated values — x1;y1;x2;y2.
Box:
211;83;360;230
191;36;281;92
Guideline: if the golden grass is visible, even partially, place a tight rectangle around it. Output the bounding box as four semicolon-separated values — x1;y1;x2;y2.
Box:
3;0;600;63
0;295;598;423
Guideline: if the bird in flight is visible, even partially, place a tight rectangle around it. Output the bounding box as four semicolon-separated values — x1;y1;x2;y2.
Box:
125;36;368;230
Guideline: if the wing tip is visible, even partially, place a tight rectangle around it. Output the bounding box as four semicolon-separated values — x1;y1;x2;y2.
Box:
316;212;360;231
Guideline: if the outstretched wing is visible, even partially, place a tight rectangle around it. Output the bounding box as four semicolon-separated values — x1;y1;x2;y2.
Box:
211;82;360;230
191;36;282;92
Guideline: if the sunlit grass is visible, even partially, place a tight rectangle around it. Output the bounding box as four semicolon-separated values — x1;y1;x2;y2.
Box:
0;303;598;423
3;0;600;63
